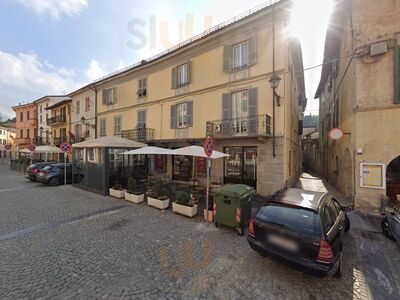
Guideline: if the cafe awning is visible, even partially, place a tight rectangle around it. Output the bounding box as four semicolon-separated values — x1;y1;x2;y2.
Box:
34;145;63;154
171;146;229;159
122;146;174;155
73;136;147;148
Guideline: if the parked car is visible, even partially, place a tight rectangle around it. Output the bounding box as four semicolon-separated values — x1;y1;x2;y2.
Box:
36;163;82;186
248;189;350;278
25;162;56;181
381;203;400;244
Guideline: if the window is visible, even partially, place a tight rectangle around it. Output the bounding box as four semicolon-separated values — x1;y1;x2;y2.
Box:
102;88;117;105
27;129;30;138
40;105;42;113
27;111;30;120
84;124;90;137
100;119;106;136
177;64;189;86
114;116;122;135
137;110;146;128
20;129;23;138
20;112;23;121
232;41;249;69
40;115;42;124
76;101;80;114
46;114;48;124
231;90;249;135
177;103;187;128
85;97;90;111
321;205;335;233
137;78;147;98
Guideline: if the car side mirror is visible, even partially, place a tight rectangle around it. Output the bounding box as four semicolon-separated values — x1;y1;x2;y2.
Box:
385;208;395;214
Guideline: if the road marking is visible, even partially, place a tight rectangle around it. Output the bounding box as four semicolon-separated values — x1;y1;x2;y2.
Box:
0;205;127;242
0;186;39;193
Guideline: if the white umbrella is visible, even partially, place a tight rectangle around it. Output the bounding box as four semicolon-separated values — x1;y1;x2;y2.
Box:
18;148;31;153
171;146;229;159
73;136;147;148
34;145;63;154
122;146;174;155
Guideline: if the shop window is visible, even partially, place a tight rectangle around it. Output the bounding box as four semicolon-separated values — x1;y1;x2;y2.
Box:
173;155;193;181
224;146;257;188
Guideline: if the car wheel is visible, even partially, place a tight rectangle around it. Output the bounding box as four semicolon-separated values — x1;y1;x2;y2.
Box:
381;217;395;240
345;214;351;232
49;177;60;186
334;253;343;279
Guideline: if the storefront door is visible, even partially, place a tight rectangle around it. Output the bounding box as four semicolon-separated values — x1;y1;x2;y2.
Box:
173;155;193;181
224;146;257;189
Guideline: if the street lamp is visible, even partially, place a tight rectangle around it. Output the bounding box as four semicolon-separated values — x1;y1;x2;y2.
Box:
269;73;281;89
81;116;86;124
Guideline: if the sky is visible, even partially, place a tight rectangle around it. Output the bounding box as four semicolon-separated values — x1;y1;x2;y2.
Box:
0;0;332;119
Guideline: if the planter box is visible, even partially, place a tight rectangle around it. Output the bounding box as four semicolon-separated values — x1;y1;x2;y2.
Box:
204;209;214;222
109;188;126;199
147;196;169;210
125;192;144;203
172;202;198;218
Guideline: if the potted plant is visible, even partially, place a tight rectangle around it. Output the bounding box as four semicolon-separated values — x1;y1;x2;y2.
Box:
147;179;169;210
125;177;144;203
172;191;198;218
204;195;214;222
109;181;126;199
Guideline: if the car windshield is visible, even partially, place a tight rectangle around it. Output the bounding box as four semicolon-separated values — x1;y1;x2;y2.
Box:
41;166;53;171
257;203;322;237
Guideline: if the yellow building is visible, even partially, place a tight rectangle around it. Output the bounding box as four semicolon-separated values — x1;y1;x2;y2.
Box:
315;0;400;212
0;123;16;159
92;1;305;196
45;98;72;146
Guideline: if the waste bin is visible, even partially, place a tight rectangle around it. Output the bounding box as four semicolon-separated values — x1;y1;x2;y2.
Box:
212;184;255;235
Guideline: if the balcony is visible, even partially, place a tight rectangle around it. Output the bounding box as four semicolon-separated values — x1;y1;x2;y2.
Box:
33;137;50;146
121;128;155;142
14;138;32;145
47;115;66;125
206;114;271;138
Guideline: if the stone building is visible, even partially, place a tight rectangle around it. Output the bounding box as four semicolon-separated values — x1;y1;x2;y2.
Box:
315;0;400;212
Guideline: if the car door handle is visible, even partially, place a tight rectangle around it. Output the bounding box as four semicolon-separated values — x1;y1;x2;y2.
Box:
339;226;343;231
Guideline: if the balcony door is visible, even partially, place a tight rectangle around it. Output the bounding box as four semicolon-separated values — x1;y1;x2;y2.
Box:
231;90;249;136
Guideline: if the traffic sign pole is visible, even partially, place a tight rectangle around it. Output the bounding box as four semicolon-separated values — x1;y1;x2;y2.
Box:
64;153;67;190
203;136;214;225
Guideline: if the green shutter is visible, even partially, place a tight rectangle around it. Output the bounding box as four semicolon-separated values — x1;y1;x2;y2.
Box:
171;67;178;89
248;36;257;66
395;46;400;104
223;45;232;72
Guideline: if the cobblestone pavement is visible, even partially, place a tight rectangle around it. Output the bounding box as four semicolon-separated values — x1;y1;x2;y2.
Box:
0;165;399;299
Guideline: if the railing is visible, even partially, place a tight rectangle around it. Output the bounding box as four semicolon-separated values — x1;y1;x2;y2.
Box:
33;137;50;146
206;114;271;138
14;138;32;145
73;136;85;143
122;128;155;142
47;115;66;125
53;137;68;146
92;0;279;83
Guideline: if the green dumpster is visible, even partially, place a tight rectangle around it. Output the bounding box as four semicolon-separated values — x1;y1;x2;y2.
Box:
212;184;255;235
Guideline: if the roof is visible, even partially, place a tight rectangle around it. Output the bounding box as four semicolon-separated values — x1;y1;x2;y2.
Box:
12;102;36;111
314;0;347;99
72;136;147;148
34;95;70;104
302;126;318;138
45;98;72;110
272;188;326;211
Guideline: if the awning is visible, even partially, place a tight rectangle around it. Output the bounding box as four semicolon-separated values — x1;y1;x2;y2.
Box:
73;136;147;148
18;148;31;153
34;145;63;154
171;146;229;159
122;146;174;155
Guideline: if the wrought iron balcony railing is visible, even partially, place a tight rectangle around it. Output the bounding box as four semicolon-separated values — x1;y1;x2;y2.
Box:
33;137;50;146
206;114;271;138
47;115;66;125
122;128;155;142
53;137;68;146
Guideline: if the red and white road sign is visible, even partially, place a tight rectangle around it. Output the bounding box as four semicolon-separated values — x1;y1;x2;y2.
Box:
4;144;11;151
203;136;214;157
28;143;36;152
328;128;344;140
60;142;72;153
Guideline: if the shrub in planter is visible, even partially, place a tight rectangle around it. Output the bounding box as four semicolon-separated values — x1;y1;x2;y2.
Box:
109;181;126;199
147;179;169;210
125;177;144;203
173;191;198;218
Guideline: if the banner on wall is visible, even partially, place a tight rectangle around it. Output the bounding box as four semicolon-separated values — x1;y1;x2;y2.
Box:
360;163;386;189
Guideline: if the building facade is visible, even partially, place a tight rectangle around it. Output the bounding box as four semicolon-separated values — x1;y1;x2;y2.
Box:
45;98;72;146
34;96;69;145
0;123;16;158
94;1;306;196
69;86;96;143
12;103;37;150
315;0;400;212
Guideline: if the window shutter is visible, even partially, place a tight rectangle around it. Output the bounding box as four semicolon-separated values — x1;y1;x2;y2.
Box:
187;61;192;84
222;93;231;135
248;36;257;66
186;101;193;127
170;105;177;129
113;88;117;104
102;90;107;104
171;67;178;89
223;45;232;72
248;87;258;135
395;46;400;104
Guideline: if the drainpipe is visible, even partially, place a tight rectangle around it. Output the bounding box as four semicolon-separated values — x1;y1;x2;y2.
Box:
272;3;276;158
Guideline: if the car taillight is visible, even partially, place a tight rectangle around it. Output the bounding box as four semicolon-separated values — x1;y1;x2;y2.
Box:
32;169;39;173
41;171;49;175
317;240;334;263
248;218;255;237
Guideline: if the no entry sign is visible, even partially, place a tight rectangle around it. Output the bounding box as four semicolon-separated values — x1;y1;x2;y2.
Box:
60;142;72;153
203;136;214;157
4;144;11;151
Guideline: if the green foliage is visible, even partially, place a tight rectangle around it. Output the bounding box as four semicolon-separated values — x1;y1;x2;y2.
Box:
127;177;143;195
175;191;191;206
112;181;124;191
303;114;319;128
151;179;167;199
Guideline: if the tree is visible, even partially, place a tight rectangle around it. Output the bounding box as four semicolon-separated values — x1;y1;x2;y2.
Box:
303;114;319;127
